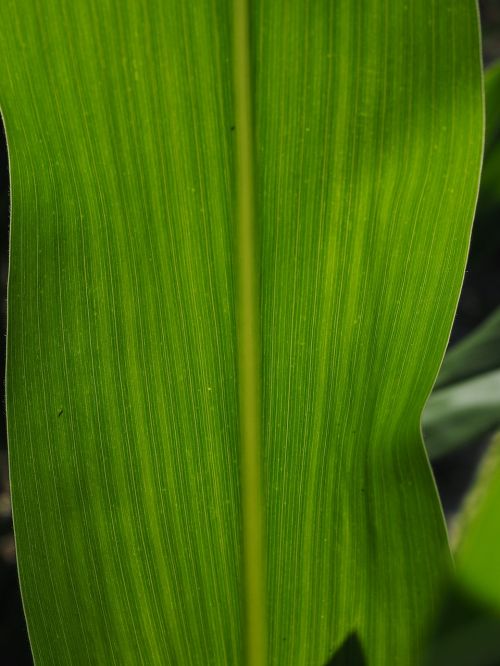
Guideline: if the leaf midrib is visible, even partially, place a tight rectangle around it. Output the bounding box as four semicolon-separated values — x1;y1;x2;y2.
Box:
232;0;267;664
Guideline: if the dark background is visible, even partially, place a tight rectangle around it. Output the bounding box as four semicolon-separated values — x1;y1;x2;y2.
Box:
0;3;499;663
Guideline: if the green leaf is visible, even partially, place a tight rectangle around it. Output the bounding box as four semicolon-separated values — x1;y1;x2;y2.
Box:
423;370;500;459
424;433;500;664
422;63;500;459
423;305;500;458
424;306;500;462
0;1;483;664
453;434;500;611
434;306;500;390
424;585;500;666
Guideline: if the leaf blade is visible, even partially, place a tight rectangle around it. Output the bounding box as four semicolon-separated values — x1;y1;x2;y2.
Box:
256;1;482;661
4;2;242;663
0;0;484;664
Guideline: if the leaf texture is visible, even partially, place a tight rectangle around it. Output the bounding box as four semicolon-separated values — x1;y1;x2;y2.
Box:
0;0;483;664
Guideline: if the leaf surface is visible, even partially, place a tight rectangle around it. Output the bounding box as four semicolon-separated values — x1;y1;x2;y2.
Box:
0;0;483;664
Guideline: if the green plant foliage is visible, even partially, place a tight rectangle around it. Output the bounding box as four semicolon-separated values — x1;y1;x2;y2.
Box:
424;585;500;666
423;62;500;460
0;1;483;664
434;307;500;390
424;433;500;664
424;367;500;459
454;434;500;611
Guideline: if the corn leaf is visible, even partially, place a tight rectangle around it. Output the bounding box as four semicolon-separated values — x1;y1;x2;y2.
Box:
424;432;500;665
424;586;500;666
423;61;500;459
453;433;500;610
433;307;500;390
0;1;483;664
424;370;500;459
424;307;500;461
424;430;500;666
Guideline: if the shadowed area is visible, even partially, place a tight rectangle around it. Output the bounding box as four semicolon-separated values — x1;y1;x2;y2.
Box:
325;632;367;666
424;584;500;666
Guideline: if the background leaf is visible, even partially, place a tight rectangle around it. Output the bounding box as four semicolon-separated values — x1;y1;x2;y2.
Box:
425;432;500;665
453;433;500;609
424;585;500;666
424;368;500;459
0;0;483;664
434;306;500;390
